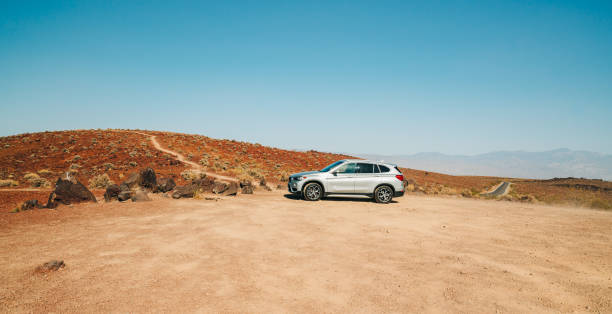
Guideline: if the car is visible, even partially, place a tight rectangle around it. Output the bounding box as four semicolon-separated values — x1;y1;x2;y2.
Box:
288;159;405;203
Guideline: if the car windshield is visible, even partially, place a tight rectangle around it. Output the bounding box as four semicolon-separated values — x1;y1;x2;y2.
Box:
320;160;345;172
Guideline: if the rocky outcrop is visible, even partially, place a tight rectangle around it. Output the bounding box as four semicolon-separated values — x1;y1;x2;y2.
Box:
47;172;97;208
118;190;132;202
156;177;176;193
104;184;121;202
240;180;254;194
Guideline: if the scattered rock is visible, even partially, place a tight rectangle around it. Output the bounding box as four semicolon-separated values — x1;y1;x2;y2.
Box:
193;176;215;192
121;172;141;190
131;190;152;202
35;260;65;273
276;184;284;190
104;184;121;202
46;172;97;208
259;178;267;186
118;190;132;202
262;185;272;191
172;184;199;199
156;177;176;193
205;197;220;201
20;199;43;211
223;181;238;196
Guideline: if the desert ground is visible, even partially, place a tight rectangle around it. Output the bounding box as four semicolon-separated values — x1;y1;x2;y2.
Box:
1;191;611;313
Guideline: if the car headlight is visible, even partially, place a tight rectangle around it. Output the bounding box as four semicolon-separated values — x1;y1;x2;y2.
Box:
293;176;306;181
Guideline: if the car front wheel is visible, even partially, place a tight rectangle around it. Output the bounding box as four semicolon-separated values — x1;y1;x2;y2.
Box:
374;185;393;204
303;182;323;201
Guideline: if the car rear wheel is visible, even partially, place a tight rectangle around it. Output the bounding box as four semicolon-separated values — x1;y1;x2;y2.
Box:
374;185;393;204
303;182;323;201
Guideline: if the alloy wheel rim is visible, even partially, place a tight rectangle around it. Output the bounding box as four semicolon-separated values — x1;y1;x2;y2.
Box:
307;185;320;199
378;187;391;202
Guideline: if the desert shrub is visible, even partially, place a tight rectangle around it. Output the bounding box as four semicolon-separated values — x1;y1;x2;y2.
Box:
181;170;205;181
70;163;81;169
23;173;50;188
88;174;114;189
0;179;18;187
72;155;81;161
103;163;115;170
199;158;209;166
37;169;52;176
278;171;289;182
590;199;611;210
129;161;138;167
129;150;138;158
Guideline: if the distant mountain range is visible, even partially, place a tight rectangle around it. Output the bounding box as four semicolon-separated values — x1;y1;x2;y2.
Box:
357;149;612;181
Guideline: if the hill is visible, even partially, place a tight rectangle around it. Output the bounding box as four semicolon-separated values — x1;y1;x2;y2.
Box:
0;129;610;210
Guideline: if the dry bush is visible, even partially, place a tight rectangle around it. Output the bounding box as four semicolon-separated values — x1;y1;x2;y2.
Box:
23;173;50;188
37;169;53;176
590;199;611;210
88;174;115;189
0;179;19;187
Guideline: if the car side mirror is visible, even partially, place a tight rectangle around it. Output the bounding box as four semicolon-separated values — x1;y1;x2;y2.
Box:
332;171;338;176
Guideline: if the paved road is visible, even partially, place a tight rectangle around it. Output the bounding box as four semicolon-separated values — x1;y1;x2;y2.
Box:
481;181;511;197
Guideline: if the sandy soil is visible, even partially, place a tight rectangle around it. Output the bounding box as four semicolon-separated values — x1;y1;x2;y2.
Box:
1;191;611;313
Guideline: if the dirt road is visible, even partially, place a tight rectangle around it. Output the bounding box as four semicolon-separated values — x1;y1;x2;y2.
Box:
1;192;611;313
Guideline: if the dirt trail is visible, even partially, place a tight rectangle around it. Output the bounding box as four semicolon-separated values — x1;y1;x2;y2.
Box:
132;131;237;182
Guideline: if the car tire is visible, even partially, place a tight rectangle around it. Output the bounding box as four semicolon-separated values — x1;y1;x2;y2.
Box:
374;185;393;204
302;182;323;201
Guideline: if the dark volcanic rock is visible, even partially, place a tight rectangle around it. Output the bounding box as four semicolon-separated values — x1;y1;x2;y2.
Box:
223;182;238;196
122;172;141;190
156;177;176;193
21;199;43;211
118;190;132;202
212;181;229;194
139;168;157;190
172;184;199;199
131;190;151;202
35;260;65;273
193;176;215;193
46;172;97;208
104;184;122;202
241;185;254;194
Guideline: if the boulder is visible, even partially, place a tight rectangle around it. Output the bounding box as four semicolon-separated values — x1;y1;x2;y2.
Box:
156;177;176;193
131;190;151;202
241;185;254;194
104;184;121;202
223;182;238;196
193;176;215;193
121;168;157;191
139;168;157;190
259;178;267;186
212;181;229;194
172;184;199;199
239;180;252;188
118;190;132;202
46;172;97;208
21;199;43;211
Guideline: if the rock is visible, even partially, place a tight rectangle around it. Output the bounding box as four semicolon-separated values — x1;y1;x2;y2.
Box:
193;176;215;193
104;184;121;202
46;172;97;208
239;180;252;188
276;184;284;190
156;177;176;193
262;185;272;191
242;185;254;194
131;190;151;202
172;184;199;199
21;199;43;211
212;181;229;194
118;190;132;202
121;168;157;191
223;182;238;196
122;172;141;190
139;167;157;190
259;178;267;186
119;183;131;192
35;260;65;273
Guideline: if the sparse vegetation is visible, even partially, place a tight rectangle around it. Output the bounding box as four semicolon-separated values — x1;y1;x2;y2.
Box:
0;179;19;187
23;173;50;188
89;174;115;189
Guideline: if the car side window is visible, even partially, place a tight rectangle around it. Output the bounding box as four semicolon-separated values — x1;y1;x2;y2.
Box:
356;163;374;173
336;163;357;174
373;164;380;173
378;165;390;173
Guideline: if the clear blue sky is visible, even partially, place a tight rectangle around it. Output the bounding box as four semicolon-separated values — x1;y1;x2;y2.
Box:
1;1;611;155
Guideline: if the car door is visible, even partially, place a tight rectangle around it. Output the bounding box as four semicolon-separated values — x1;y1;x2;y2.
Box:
326;162;356;193
354;163;377;193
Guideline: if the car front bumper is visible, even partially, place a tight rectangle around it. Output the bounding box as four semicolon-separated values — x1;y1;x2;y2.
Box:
288;180;304;193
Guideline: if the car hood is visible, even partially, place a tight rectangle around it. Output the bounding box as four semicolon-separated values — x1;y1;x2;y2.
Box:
290;171;321;178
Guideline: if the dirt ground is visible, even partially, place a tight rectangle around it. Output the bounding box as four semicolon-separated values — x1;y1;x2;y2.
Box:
1;191;611;313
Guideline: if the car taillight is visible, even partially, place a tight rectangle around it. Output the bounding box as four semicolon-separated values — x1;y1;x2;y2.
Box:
395;175;404;181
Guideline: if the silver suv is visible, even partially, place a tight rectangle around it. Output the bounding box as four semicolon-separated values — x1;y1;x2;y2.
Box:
288;159;405;203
